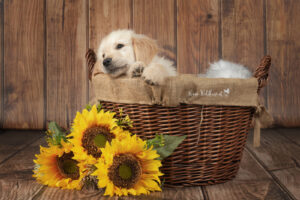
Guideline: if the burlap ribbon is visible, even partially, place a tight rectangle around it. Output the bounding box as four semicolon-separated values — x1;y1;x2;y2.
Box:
253;103;273;147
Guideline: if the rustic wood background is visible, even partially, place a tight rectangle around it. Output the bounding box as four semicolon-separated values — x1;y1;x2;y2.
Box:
0;0;299;129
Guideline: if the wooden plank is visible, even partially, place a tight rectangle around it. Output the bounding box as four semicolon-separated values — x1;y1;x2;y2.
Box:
32;187;104;200
277;128;300;146
235;149;269;180
0;138;46;200
46;0;88;129
89;0;132;50
266;0;300;126
35;183;204;200
221;0;266;105
147;187;204;200
0;179;44;200
247;129;300;171
3;0;44;129
0;0;3;129
0;137;45;179
133;0;176;55
221;0;264;71
177;0;220;74
120;187;204;200
206;180;289;200
0;130;42;164
273;167;300;200
205;150;290;200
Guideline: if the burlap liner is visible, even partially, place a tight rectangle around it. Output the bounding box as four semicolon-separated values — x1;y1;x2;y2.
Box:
91;74;273;147
92;74;259;107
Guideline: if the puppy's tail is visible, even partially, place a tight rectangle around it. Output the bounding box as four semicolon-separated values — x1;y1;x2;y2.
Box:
86;49;97;80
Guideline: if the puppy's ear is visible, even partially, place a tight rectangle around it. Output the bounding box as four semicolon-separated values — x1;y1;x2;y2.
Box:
132;34;158;65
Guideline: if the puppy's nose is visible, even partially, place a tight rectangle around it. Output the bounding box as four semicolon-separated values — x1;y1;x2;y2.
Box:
103;58;112;67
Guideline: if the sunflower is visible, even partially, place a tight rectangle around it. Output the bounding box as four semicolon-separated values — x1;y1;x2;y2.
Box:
92;135;163;196
69;105;130;165
33;141;87;190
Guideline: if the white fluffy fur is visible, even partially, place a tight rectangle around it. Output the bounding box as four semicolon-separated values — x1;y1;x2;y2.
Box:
96;30;176;85
205;60;252;79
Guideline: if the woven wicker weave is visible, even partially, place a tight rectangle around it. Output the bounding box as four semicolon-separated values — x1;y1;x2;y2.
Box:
86;51;271;187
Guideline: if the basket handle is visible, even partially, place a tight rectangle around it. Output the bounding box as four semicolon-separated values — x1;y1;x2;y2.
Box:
86;49;97;80
254;55;271;93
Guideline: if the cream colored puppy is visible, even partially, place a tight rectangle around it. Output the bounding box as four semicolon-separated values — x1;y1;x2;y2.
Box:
96;30;176;85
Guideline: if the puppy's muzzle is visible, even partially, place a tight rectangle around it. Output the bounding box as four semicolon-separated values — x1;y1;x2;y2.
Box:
103;58;112;68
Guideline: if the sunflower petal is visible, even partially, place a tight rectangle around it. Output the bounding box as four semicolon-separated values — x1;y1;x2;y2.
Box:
92;134;163;197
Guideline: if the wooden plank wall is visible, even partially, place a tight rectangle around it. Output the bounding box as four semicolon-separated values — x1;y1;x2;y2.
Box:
177;0;220;74
46;0;87;129
266;0;300;127
0;0;3;129
3;0;44;129
0;0;299;129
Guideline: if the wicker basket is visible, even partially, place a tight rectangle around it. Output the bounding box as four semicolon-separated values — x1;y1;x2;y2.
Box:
86;50;271;187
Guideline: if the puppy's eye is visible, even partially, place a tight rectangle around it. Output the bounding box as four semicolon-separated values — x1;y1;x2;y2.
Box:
116;44;124;49
102;53;105;58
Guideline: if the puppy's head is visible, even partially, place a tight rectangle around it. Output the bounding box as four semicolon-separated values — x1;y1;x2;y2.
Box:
97;30;158;77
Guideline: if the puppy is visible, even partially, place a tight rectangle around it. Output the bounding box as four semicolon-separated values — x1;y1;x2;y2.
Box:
204;60;252;79
96;30;176;85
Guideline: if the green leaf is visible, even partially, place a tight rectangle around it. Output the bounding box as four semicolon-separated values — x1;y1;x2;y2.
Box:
97;103;102;112
85;103;102;112
85;104;92;111
46;121;68;147
48;121;64;135
148;135;186;160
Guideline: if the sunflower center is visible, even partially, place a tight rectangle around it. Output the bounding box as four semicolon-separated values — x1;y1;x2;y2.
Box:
82;126;115;158
94;134;107;148
108;154;142;189
118;164;132;180
56;152;80;180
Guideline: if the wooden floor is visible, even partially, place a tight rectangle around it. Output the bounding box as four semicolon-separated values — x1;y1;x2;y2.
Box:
0;129;299;200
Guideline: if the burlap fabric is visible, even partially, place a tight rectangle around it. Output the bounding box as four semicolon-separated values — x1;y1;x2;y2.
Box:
91;74;259;107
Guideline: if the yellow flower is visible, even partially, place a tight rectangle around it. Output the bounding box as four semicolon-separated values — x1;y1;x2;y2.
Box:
69;105;130;165
92;135;163;196
33;141;87;190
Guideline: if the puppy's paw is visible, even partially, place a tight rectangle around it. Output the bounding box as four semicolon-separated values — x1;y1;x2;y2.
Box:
132;65;144;77
142;65;165;86
143;77;157;85
129;62;145;78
